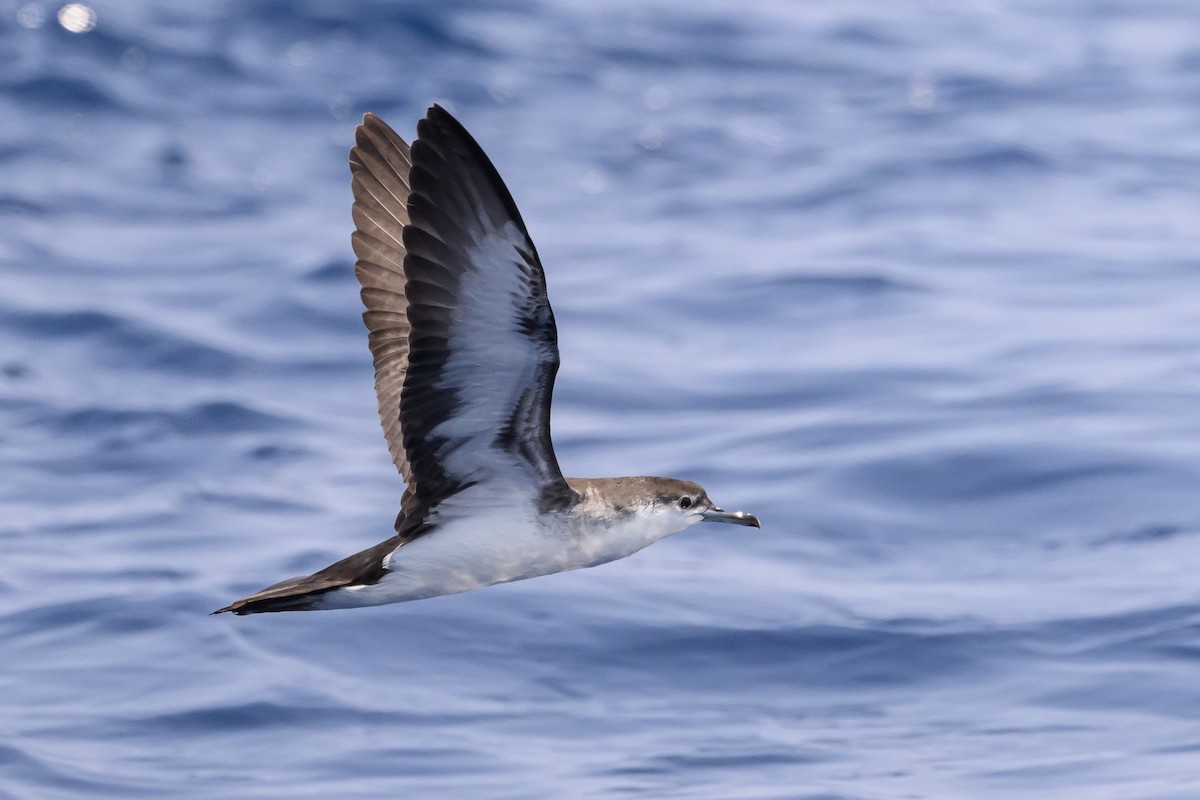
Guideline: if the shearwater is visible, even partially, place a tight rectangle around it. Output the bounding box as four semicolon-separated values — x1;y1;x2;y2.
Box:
216;105;759;615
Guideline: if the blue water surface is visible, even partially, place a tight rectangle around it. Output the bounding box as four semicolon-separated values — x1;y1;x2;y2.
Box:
3;1;1200;798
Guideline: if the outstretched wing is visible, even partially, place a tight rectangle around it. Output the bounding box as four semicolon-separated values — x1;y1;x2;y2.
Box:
349;113;416;487
215;107;576;615
400;105;574;513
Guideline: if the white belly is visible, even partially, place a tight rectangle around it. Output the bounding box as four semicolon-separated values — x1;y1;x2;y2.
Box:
320;507;684;609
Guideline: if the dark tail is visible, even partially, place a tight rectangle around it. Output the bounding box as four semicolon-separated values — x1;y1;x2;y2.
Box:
213;574;345;615
214;536;401;615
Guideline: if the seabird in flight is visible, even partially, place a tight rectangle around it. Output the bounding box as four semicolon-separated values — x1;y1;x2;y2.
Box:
215;105;759;615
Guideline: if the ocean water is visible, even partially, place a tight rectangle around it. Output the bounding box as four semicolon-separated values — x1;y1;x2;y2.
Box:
3;0;1200;797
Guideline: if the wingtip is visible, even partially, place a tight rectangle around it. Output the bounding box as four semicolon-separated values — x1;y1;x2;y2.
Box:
360;111;391;131
425;103;459;127
356;112;386;138
360;106;452;136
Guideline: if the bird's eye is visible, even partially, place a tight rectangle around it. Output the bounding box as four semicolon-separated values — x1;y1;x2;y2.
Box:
679;497;693;509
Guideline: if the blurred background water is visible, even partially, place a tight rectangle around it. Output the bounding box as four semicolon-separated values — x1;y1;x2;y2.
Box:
2;1;1200;797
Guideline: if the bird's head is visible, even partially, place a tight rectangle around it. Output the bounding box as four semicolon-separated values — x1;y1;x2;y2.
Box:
646;478;761;531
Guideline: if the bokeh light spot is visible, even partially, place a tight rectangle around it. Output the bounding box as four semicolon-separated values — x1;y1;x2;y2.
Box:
17;3;45;29
57;2;96;33
908;75;936;110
